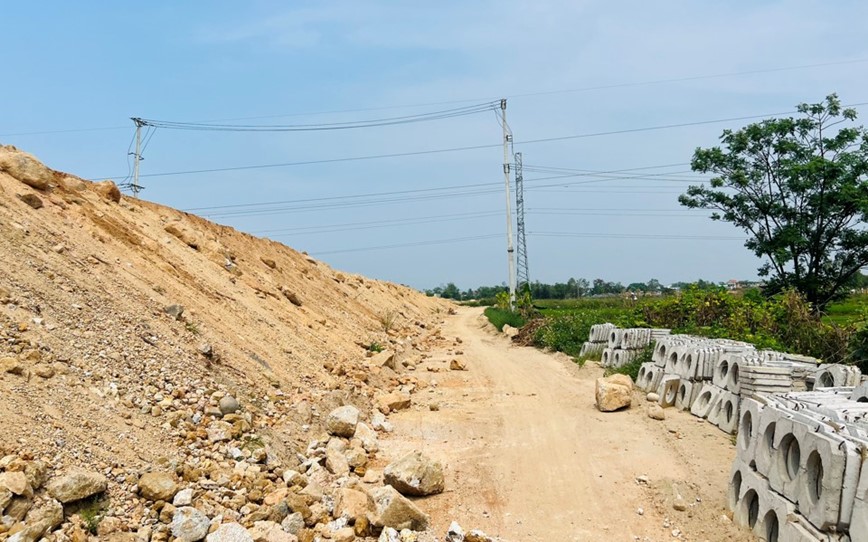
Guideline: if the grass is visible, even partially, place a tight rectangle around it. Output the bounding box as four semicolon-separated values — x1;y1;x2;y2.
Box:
366;341;384;353
483;307;526;331
185;321;200;335
822;293;868;325
378;310;399;333
77;496;106;535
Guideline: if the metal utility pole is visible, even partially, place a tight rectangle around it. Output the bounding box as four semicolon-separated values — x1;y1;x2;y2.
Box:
500;99;517;309
131;117;145;197
514;151;529;292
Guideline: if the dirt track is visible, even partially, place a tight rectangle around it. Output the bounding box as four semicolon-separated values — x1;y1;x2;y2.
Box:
386;307;756;541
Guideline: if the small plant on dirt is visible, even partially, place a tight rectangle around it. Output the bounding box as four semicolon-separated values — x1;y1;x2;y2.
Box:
185;321;200;335
605;342;655;382
367;341;384;353
483;307;526;332
78;496;105;535
378;310;399;333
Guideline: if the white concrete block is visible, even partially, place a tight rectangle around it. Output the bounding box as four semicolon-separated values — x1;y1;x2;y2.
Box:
674;380;700;411
796;428;851;530
736;397;764;467
659;375;681;408
690;383;724;419
710;392;740;434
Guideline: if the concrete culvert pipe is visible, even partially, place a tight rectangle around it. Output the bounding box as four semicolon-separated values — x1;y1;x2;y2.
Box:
850;381;868;402
666;350;679;373
754;406;783;477
742;489;760;530
690;384;724;419
728;468;743;512
739;410;753;451
762;510;779;542
713;357;730;388
797;429;856;532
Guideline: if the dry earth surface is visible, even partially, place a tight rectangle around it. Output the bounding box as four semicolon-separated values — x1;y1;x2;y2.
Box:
0;145;755;542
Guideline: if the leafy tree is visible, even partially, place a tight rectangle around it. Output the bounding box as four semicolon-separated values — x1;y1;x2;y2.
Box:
441;282;461;300
681;94;868;310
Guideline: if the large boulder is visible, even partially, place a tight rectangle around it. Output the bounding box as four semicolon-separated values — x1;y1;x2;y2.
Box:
171;507;210;542
326;405;360;438
369;485;429;531
384;451;444;496
138;472;179;502
0;146;53;190
45;470;107;503
94;180;121;203
595;374;633;412
206;523;254;542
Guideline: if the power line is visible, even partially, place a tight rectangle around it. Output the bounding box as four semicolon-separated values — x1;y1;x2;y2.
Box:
6;57;868;137
255;210;502;237
134;101;499;132
89;102;868;181
311;234;504;256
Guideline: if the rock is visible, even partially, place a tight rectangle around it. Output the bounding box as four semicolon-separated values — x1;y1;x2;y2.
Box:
164;224;200;250
379;528;400;542
260;257;277;269
384;451;445;496
206;523;254;542
207;421;233;442
280;512;304;535
647;404;666;421
449;359;466;371
334;488;371;520
95;180;121;203
138;472;179;502
219;396;240;415
346;446;368;469
325;446;350;476
164;304;185;320
0;356;26;375
355;422;379;453
465;530;494;542
375;391;411;414
249;520;296;542
0;471;31;496
371;412;393;432
646;392;660;402
34;364;55;378
282;470;304;487
173;488;194;507
45;470;106;503
0;486;12;510
326;405;360;438
17;193;43;209
0;146;53;190
171;507;210;542
445;521;465;542
595;374;633;412
502;324;519;338
7;498;63;542
370;350;396;370
673;497;688;511
283;291;303;307
331;527;355;542
369;485;429;531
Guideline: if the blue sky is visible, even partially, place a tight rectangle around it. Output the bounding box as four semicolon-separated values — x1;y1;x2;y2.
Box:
4;1;868;290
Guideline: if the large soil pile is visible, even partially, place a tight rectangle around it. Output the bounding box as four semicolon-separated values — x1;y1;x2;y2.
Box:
0;145;455;541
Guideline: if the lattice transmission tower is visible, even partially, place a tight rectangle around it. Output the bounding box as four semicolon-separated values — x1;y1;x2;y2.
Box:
514;151;529;291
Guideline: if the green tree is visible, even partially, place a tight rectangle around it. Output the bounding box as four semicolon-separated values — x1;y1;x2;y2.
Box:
681;94;868;311
441;282;461;300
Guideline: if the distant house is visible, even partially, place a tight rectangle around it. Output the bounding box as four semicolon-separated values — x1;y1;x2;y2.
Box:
726;279;740;290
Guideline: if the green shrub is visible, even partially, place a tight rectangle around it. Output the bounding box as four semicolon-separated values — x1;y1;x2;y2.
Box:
366;341;384;353
532;308;639;358
484;307;525;331
605;343;654;381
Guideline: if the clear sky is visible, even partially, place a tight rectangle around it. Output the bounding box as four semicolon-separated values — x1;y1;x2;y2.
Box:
3;1;868;290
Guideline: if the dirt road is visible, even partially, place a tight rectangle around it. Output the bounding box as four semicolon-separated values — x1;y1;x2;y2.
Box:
386;307;755;541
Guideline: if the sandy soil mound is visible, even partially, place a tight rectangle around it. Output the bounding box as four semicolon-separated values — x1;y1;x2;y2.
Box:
0;145;454;541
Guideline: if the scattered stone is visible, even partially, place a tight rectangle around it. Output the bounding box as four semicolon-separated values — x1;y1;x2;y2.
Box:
138;472;179;502
7;498;62;542
325;445;350;476
164;224;200;250
206;522;253;542
173;488;194;507
370;350;396;370
45;470;107;503
164;304;185;320
326;405;360;438
673;497;688;511
449;359;466;371
219;395;240;415
334;488;371;520
17;193;43;209
595;374;633;412
282;289;303;307
0;471;31;496
369;485;429;531
445;521;465;542
171;507;210;542
375;391;411;414
0;356;25;375
379;527;401;542
260;257;277;269
95;180;122;203
646;392;660;402
207;421;233;442
355;422;380;453
249;520;295;542
371;412;394;432
384;451;445;496
281;512;304;535
647;404;666;421
0;146;53;190
502;324;519;338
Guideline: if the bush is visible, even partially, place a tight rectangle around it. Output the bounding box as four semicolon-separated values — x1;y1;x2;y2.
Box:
484;307;525;331
532;307;639;359
605;343;654;381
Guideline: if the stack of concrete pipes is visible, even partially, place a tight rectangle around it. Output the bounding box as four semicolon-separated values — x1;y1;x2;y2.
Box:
633;335;863;437
730;387;868;541
598;326;671;368
578;323;617;359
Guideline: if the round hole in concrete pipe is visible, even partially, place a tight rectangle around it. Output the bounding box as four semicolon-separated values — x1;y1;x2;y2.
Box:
739;410;753;450
858;397;868;403
818;371;835;388
744;489;760;529
719;360;730;379
724;400;734;424
762;422;776;460
638;367;647;381
697;391;711;410
778;433;800;481
658;344;666;359
686;354;693;372
668;351;678;367
678;384;687;404
806;450;824;504
666;384;677;405
729;469;743;511
730;363;740;388
763;510;779;542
